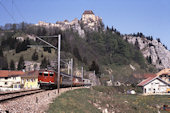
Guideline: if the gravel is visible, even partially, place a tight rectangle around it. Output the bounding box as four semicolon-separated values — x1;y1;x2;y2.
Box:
0;87;83;113
0;89;43;101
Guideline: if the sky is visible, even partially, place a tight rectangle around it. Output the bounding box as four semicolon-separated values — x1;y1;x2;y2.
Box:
0;0;170;49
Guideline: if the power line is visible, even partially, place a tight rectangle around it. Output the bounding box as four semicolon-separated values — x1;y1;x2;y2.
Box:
12;0;26;22
0;1;16;22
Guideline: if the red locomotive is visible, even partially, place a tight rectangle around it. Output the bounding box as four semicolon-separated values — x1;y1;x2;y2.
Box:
38;70;85;89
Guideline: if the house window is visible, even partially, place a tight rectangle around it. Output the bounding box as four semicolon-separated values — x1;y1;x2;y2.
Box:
14;85;17;88
13;77;16;80
5;77;8;80
149;88;151;91
5;82;7;85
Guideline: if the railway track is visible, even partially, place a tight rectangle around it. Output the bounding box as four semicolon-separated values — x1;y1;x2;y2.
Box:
0;89;45;103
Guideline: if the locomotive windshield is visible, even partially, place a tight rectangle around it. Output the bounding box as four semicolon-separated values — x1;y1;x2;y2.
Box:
44;73;48;76
50;72;54;76
39;72;43;76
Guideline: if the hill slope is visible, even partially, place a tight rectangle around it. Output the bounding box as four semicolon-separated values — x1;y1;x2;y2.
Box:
123;34;170;70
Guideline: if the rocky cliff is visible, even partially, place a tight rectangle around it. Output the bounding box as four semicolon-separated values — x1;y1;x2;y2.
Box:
35;11;103;38
35;10;170;70
123;35;170;69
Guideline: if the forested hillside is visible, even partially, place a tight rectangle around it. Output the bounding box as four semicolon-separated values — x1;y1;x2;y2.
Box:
0;23;156;83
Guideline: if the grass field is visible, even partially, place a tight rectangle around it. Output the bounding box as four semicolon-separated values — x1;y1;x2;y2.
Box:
4;48;57;64
48;88;100;113
47;86;170;113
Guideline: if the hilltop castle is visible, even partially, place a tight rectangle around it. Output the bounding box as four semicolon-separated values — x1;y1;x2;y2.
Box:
81;10;101;23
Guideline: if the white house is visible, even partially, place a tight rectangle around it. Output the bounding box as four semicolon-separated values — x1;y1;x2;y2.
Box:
0;70;25;91
138;77;170;94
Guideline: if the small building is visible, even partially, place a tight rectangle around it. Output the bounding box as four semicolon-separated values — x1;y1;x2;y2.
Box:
82;10;96;22
0;70;25;91
81;10;101;23
83;78;91;86
21;70;39;89
156;68;170;84
106;80;113;86
113;81;122;86
138;77;170;94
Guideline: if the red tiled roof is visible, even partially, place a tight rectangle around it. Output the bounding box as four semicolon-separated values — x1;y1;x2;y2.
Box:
0;70;25;77
143;73;157;78
83;10;94;15
137;76;156;86
133;73;156;79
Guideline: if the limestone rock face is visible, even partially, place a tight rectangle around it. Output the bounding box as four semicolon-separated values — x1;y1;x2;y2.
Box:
36;19;85;38
35;11;103;38
123;35;170;69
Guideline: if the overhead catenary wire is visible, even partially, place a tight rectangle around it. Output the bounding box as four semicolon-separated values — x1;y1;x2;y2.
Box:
12;0;26;22
0;0;16;22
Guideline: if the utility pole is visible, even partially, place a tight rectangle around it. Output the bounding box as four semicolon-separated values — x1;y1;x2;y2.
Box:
68;60;70;74
57;34;61;94
34;35;61;93
71;58;73;89
81;67;83;81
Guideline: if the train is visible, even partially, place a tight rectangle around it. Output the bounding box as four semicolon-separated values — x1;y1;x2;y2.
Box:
38;69;91;89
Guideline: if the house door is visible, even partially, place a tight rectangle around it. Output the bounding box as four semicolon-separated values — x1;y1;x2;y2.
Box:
153;89;155;93
144;88;146;93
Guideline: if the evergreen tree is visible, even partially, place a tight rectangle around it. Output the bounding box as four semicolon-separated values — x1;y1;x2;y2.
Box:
82;57;87;64
106;26;109;30
0;57;8;70
42;27;47;36
89;61;100;74
21;22;25;32
73;47;82;61
17;56;25;70
37;27;42;36
111;26;114;31
10;59;15;70
157;38;161;43
40;57;48;69
12;24;16;31
41;53;43;58
135;39;139;49
0;48;3;57
32;51;39;61
146;56;152;64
